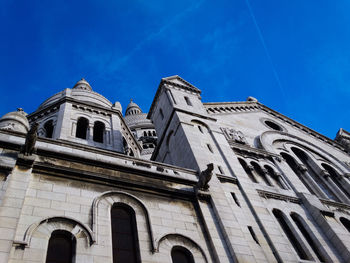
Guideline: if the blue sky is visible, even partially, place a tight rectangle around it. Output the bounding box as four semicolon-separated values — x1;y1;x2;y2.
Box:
1;0;349;138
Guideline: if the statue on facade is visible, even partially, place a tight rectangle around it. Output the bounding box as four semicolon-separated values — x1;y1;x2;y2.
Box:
20;123;39;156
197;163;214;191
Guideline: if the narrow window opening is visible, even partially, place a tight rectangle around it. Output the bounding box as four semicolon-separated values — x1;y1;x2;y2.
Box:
76;117;89;139
198;125;203;133
291;213;326;262
265;165;284;189
159;109;164;120
281;152;317;196
44;120;54;138
248;226;260;245
322;163;350;199
292;148;338;201
238;158;257;183
93;121;105;143
152;131;156;136
231;192;241;207
184;96;192;106
46;230;76;263
143;131;147;137
251;162;272;186
218;165;224;174
171;246;195;263
148;131;152;137
207;144;213;153
111;204;140;263
273;209;310;260
340;217;350;232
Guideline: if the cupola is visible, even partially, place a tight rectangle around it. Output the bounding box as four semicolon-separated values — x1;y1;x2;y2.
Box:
72;78;92;91
125;99;142;116
0;108;30;133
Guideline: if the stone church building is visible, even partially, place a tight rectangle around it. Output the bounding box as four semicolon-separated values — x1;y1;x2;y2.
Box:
0;76;350;263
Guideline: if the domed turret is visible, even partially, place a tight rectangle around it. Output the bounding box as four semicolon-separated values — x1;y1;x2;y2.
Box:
0;108;30;133
72;78;92;91
125;99;142;116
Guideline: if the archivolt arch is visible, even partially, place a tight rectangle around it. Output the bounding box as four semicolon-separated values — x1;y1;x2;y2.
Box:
260;131;348;173
23;216;94;246
156;233;209;263
92;190;155;251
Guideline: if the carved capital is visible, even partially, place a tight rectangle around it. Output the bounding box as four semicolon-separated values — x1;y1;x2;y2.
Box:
261;168;268;175
247;165;254;171
297;164;307;172
343;173;350;178
320;170;330;178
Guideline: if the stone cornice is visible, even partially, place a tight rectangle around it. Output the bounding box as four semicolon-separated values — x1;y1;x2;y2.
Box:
0;130;197;179
230;142;281;160
257;189;300;204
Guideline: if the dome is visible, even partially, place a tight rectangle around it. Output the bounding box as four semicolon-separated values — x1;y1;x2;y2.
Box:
38;79;113;109
72;78;92;91
0;108;30;133
125;99;142;116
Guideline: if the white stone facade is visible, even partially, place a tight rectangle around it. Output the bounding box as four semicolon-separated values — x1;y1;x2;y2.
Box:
0;76;349;262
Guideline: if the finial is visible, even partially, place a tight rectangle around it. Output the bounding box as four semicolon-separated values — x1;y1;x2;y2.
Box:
17;108;24;112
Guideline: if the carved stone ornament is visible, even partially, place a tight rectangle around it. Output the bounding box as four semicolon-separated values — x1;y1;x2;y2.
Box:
335;128;350;153
196;163;214;191
297;163;308;172
222;127;248;145
20;123;39;156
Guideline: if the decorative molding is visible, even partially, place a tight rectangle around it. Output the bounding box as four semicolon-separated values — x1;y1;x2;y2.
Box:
320;198;350;211
257;190;300;204
216;174;238;184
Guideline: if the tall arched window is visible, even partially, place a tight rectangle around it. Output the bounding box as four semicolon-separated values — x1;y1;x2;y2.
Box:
251;162;272;186
238;158;257;183
93;121;105;143
340;217;350;232
46;230;76;263
292;148;338;201
321;163;350;199
290;213;327;262
272;209;310;260
111;204;140;263
76;117;89;139
44;120;54;138
281;152;317;196
264;165;285;189
171;246;195;263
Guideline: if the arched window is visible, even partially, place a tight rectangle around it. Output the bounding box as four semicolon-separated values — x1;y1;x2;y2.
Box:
290;213;327;262
46;230;76;263
272;209;310;260
281;152;317;196
111;204;140;263
321;163;350;199
238;158;257;183
44;120;54;138
148;131;152;137
171;246;195;263
152;131;156;136
143;131;147;137
264;165;285;189
292;148;338;201
76;117;89;139
93;121;105;143
251;162;272;186
340;217;350;232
